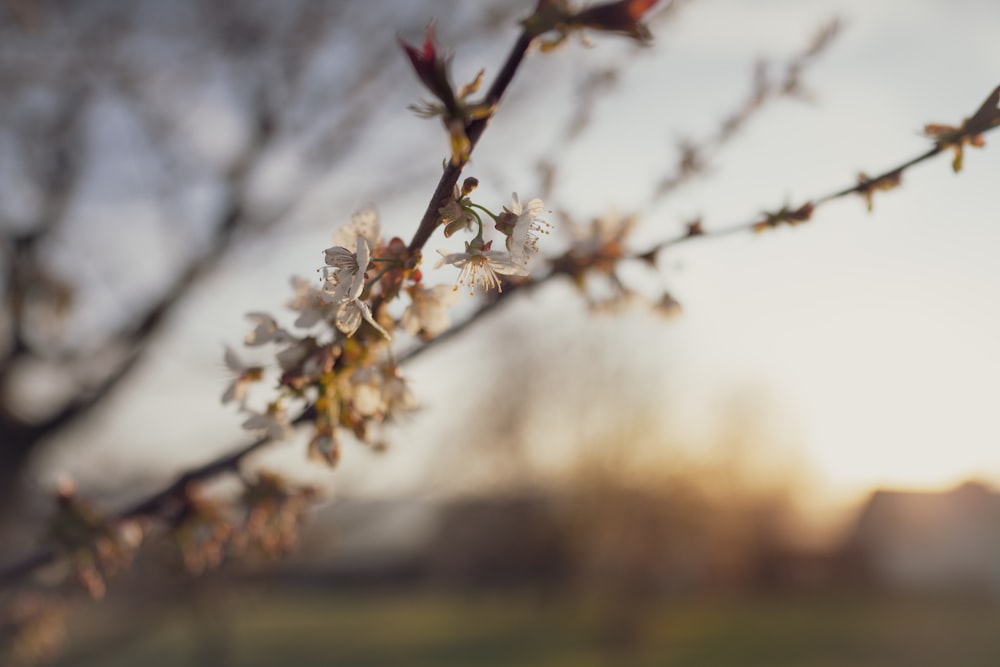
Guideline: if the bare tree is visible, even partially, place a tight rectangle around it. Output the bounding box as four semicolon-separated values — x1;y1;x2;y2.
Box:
0;1;997;663
0;1;488;513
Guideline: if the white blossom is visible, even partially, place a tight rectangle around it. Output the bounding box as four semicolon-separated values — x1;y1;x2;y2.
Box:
334;267;390;340
331;207;381;252
318;237;389;339
286;277;327;329
275;338;317;374
336;364;417;427
439;184;476;237
402;284;459;337
221;346;261;405
383;370;418;415
320;268;356;305
505;193;550;265
244;312;294;346
435;242;528;295
323;237;369;289
350;368;385;417
335;296;390;340
241;403;292;441
323;246;358;271
321;237;369;303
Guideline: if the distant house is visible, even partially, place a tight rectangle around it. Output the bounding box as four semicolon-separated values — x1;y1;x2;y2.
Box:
845;481;1000;593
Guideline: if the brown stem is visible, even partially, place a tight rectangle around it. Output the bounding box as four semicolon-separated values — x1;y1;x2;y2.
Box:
407;32;535;253
2;61;996;600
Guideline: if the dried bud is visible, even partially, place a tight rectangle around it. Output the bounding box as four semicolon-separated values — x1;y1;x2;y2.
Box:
753;202;814;233
685;218;704;237
308;430;341;468
571;0;660;43
172;493;233;574
44;486;137;599
398;23;458;116
241;472;317;559
461;177;479;195
923;85;1000;173
856;171;902;212
447;117;471;166
654;291;683;318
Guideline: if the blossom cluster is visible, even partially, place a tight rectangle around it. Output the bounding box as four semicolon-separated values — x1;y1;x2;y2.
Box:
203;0;678;572
221;189;551;467
436;189;551;295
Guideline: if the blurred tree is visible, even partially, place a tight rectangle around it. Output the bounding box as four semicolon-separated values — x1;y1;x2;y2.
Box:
0;1;997;663
0;1;522;516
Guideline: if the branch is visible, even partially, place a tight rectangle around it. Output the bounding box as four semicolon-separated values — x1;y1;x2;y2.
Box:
406;31;535;253
653;17;843;199
7;93;278;453
1;0;995;593
3;91;994;588
637;84;1000;257
0;22;545;589
0;84;89;378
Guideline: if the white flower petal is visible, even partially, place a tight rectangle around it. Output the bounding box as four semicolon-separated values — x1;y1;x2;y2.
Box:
335;301;363;336
484;250;529;276
354;383;384;416
244;312;292;346
223;346;245;372
359;301;391;340
221;379;244;405
524;198;545;216
351;207;381;245
510;192;522;214
324;245;356;270
435;249;465;268
355;237;370;271
402;284;458;337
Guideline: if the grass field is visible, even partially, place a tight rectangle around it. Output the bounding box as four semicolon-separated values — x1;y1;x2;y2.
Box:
54;586;1000;667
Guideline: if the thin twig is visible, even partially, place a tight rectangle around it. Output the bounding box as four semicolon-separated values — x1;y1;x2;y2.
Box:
407;32;535;253
0;25;543;592
1;65;995;600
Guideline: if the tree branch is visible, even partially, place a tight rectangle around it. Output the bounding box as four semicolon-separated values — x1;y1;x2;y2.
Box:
3;99;996;588
407;32;536;253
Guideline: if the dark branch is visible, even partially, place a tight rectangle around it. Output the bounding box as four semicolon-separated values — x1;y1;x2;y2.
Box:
407;32;535;253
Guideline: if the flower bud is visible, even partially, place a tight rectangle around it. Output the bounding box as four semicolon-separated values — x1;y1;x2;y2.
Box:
571;0;659;43
494;210;518;237
461;177;479;196
398;23;458;115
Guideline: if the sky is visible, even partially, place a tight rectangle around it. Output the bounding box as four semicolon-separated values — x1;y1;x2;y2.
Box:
37;0;1000;517
631;0;1000;501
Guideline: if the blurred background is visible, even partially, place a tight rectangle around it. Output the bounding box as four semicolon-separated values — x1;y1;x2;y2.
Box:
2;0;1000;665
